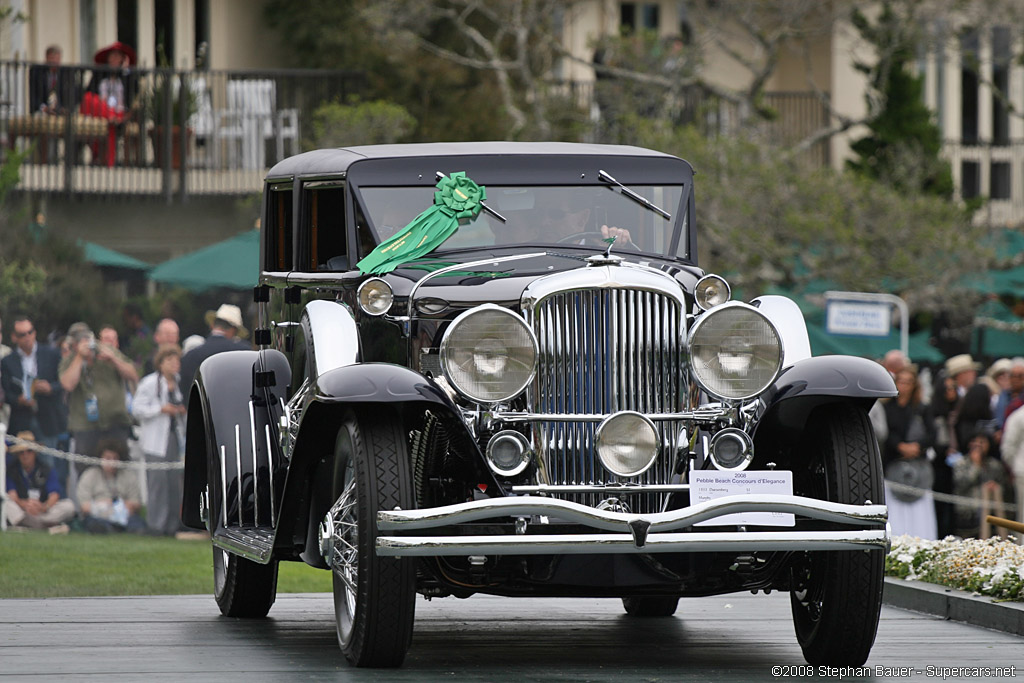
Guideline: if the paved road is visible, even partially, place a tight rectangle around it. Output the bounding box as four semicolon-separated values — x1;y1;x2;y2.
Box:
1;591;1021;681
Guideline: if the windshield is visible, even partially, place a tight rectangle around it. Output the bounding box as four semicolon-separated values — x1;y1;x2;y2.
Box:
358;184;685;258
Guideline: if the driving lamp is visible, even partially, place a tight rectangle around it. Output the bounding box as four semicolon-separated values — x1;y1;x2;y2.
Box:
688;302;783;401
596;411;659;477
694;274;731;310
357;278;394;316
486;430;532;476
709;428;754;471
440;304;538;404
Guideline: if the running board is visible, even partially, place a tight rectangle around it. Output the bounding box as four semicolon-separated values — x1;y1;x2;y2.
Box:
213;526;275;564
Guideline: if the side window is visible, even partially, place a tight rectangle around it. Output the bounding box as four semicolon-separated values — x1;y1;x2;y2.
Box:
301;182;348;270
354;198;377;258
265;185;293;271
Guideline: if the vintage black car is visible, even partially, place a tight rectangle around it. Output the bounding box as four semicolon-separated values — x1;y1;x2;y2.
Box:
181;142;895;668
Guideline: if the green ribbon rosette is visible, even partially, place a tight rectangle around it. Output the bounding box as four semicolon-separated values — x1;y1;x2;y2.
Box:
357;171;486;275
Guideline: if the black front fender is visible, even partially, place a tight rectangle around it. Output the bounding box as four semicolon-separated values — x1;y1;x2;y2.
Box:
276;362;501;567
753;355;896;454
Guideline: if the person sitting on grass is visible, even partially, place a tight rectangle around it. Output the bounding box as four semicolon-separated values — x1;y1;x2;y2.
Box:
75;438;145;534
3;430;75;532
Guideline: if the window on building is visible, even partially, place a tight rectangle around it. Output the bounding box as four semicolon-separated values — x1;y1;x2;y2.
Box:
116;0;138;55
991;162;1011;200
265;185;293;272
933;22;946;136
620;2;660;33
79;0;97;64
961;161;981;199
155;0;175;63
960;30;980;144
195;0;210;69
992;26;1011;147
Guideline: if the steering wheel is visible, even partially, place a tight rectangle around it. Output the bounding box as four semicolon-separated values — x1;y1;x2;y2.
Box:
555;231;641;251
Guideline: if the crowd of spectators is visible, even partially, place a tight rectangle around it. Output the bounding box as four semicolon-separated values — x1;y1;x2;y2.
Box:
876;351;1020;541
2;306;1020;543
2;303;249;534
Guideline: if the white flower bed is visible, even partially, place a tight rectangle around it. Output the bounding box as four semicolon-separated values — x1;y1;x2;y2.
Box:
885;535;1024;601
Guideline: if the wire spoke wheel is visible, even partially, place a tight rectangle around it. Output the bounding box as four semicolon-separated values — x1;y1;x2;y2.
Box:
329;408;416;668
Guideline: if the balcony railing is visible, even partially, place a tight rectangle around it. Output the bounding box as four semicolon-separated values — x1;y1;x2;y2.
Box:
0;61;363;200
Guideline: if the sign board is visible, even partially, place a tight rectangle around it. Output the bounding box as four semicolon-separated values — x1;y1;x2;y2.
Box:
825;300;891;337
690;470;795;526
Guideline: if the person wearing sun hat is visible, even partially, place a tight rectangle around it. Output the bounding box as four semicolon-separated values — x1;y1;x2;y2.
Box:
179;304;250;391
945;354;982;397
4;430;75;531
82;40;138;166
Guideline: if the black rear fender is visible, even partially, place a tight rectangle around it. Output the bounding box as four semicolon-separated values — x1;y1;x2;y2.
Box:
181;349;291;531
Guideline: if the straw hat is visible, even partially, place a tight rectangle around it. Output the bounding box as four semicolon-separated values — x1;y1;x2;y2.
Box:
986;358;1013;379
944;354;981;378
204;304;248;338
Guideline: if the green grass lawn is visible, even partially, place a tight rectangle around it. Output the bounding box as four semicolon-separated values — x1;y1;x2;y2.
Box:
0;532;333;598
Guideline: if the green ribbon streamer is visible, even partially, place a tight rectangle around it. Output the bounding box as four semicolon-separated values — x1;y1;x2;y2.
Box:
357;171;486;275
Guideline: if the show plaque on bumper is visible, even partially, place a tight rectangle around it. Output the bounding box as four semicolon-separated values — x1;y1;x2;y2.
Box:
375;493;889;556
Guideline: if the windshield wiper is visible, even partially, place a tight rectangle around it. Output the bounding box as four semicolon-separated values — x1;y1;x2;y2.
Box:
598;169;671;220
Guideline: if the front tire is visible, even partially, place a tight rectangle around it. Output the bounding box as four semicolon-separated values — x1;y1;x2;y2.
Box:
622;596;679;617
213;547;278;617
326;408;416;668
790;404;885;666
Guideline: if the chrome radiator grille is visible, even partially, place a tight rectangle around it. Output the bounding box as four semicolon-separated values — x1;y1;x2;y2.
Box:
527;286;685;513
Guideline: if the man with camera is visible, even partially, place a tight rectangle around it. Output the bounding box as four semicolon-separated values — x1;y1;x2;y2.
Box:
58;322;138;469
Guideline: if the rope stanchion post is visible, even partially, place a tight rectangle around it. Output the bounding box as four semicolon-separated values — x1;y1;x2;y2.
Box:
1;423;7;531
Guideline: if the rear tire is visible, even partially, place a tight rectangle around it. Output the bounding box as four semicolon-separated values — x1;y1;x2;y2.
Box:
790;404;884;666
622;596;679;617
213;547;278;617
327;408;416;667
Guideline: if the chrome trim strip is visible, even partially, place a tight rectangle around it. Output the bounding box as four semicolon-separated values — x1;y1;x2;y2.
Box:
219;444;228;527
377;529;889;556
265;424;276;528
513;484;690;494
235;424;243;527
492;408;729;423
248;400;259;526
377;494;888;532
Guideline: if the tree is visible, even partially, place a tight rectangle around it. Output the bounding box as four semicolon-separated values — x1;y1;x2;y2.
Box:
846;1;953;198
264;0;514;143
309;99;417;148
632;120;987;318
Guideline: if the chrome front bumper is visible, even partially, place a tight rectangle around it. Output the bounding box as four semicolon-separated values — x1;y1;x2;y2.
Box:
375;494;889;557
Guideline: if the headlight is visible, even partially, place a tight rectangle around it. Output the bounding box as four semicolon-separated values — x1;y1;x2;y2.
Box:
688;301;783;400
440;304;538;403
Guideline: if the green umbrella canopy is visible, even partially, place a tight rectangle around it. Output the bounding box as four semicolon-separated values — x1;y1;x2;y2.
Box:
806;323;944;364
149;230;259;291
80;241;151;270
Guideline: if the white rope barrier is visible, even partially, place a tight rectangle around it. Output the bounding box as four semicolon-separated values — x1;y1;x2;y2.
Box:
885;478;1017;512
2;433;184;470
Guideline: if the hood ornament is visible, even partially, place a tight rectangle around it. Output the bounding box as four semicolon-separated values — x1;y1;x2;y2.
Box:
586;238;624;266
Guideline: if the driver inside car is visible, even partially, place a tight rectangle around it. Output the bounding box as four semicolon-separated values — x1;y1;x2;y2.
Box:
495;190;634;247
